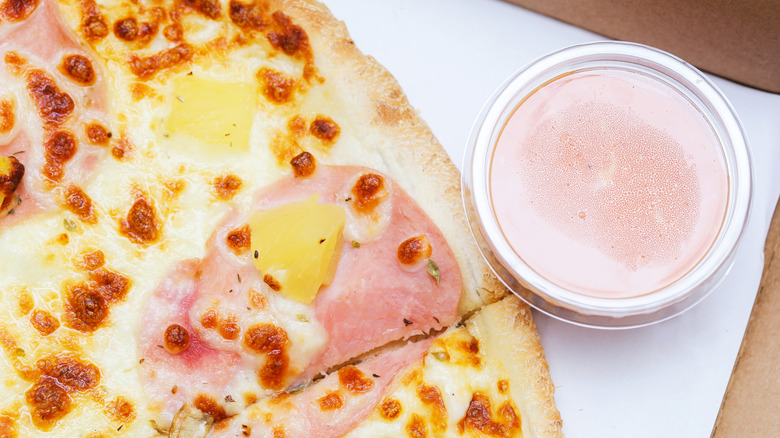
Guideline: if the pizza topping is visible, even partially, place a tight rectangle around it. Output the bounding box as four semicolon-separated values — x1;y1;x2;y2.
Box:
497;380;509;394
89;268;131;302
80;0;109;41
351;173;387;213
62;184;96;223
184;0;222;20
243;323;290;389
60;55;95;86
193;394;226;421
165;76;255;149
0;155;24;215
379;397;402;420
169;403;213;438
0;415;15;438
163;22;183;41
63;283;108;332
309;115;340;145
119;197;161;244
113;17;139;41
104;396;135;423
128;44;193;79
258;68;297;104
25;377;72;430
228;0;266;29
164;324;191;354
35;354;101;391
456;392;520;436
0;0;38;21
30;309;60;336
317;391;344;411
405;414;426;438
397;235;433;267
42;130;77;182
27;70;74;126
0;98;15;133
417;383;447;432
249;195;346;304
226;224;251;255
213;174;243;200
85;123;111;145
426;259;441;285
18;287;34;315
290;151;316;177
339;366;375;393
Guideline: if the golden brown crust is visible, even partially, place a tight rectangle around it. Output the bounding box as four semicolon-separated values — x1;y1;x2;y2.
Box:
467;295;564;438
279;0;507;312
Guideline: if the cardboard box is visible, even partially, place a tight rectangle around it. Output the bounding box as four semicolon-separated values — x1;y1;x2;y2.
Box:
505;0;780;93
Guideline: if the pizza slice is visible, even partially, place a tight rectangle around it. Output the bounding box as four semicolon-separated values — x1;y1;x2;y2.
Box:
205;295;562;438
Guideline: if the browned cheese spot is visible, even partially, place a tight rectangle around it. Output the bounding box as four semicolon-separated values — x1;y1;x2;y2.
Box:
243;323;289;389
80;0;109;41
0;98;15;133
60;55;95;86
290;151;316;177
25;377;72;430
266;11;310;59
113;17;138;41
85;122;111;145
258;68;296;104
30;309;60;336
0;414;16;438
62;185;96;223
111;137;133;160
218;315;240;341
287;115;306;137
338;366;375;394
0;155;24;213
105;396;135;423
163;323;190;354
119;198;161;244
351;173;387;213
0;0;39;21
27;70;74;126
35;354;101;392
263;274;281;291
309;115;340;145
248;288;267;310
4;51;26;76
200;308;218;329
213;174;242;200
270;131;302;165
63;283;108;332
456;392;520;437
18;287;34;315
193;394;227;421
163;22;183;41
406;414;427;438
56;233;69;245
317;391;343;411
182;0;221;19
417;382;448;432
272;426;286;438
378;397;402;421
78;249;105;271
129;44;193;79
88;268;131;302
228;0;266;29
397;235;432;266
497;380;509;394
226;224;251;255
43;130;76;182
498;402;521;430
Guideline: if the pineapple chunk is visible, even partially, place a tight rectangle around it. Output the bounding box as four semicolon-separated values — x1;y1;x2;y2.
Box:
249;195;347;304
164;76;256;150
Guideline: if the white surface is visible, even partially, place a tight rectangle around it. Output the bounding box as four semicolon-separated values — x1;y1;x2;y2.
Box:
324;0;780;437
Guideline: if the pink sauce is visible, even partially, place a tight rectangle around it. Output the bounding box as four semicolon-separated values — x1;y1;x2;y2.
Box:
490;70;728;298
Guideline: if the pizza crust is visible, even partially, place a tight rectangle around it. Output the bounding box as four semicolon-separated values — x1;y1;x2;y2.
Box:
279;0;508;313
467;295;564;438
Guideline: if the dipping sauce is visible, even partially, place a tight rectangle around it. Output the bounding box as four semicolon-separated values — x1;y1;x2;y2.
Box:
490;69;728;298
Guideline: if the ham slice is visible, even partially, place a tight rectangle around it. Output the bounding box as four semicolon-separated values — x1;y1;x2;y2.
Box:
0;0;109;224
137;165;462;424
207;338;434;438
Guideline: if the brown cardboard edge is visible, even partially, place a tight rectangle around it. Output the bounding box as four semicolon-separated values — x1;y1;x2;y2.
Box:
503;0;780;94
711;197;780;436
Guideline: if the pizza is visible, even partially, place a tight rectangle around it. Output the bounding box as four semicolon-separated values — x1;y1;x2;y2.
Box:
0;0;563;437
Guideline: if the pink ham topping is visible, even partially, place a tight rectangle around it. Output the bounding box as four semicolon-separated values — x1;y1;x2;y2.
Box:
207;338;434;438
0;0;110;225
137;165;462;422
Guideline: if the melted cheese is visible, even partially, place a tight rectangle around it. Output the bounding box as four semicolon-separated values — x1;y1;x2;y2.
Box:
344;328;523;438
